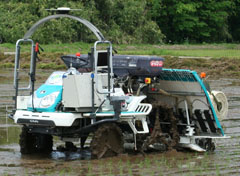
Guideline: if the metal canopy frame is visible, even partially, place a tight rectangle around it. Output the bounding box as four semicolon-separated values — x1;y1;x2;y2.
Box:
23;14;105;41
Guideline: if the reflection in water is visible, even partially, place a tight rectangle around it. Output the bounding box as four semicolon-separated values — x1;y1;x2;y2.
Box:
1;70;240;175
51;150;91;161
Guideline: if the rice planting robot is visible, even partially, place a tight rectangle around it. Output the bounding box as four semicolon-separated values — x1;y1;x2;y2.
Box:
10;9;229;158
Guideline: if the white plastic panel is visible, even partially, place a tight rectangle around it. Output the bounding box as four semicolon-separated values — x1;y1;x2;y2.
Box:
17;96;30;110
62;73;105;108
14;110;83;127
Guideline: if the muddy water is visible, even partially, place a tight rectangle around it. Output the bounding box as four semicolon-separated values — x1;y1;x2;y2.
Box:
1;69;240;176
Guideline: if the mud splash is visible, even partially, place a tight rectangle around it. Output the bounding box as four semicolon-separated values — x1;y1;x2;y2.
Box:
1;70;240;175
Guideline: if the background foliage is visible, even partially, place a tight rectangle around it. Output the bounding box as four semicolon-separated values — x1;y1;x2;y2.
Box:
0;0;240;44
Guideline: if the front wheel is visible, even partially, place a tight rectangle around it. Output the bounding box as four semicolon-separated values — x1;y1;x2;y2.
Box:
19;126;53;155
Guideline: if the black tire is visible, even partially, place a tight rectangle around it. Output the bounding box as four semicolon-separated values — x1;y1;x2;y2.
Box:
35;133;53;154
205;139;215;152
19;127;36;154
19;126;53;155
90;123;124;159
196;138;215;152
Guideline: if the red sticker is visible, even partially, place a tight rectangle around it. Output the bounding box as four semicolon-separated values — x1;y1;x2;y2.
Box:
150;60;163;67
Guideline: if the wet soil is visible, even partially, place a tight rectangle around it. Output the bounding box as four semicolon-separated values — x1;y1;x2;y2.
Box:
164;56;240;79
1;70;240;175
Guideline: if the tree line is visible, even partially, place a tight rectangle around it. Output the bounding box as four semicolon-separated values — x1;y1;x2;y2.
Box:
0;0;240;44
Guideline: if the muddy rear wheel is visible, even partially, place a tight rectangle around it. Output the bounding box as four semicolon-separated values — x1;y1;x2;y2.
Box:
90;123;124;159
19;126;53;154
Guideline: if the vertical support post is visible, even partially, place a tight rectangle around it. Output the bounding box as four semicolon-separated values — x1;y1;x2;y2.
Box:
14;45;20;109
91;73;96;123
107;47;111;98
91;48;95;119
184;99;195;136
184;100;190;125
30;44;37;111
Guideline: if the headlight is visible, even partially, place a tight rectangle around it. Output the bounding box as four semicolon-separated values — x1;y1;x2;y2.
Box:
40;92;59;108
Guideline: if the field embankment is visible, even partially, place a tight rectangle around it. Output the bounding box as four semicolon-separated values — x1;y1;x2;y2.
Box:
1;43;240;78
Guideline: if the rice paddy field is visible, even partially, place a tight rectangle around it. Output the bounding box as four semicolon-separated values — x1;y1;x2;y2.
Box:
0;69;240;175
1;43;240;175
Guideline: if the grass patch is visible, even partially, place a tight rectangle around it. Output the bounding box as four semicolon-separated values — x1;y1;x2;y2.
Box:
0;42;93;54
1;42;240;58
165;49;240;58
37;63;65;70
0;63;14;68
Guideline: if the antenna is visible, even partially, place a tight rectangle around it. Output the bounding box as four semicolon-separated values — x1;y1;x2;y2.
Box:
45;7;82;14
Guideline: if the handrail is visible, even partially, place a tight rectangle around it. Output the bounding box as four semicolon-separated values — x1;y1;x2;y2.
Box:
94;41;114;94
14;39;34;90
